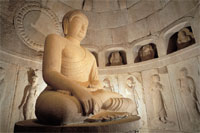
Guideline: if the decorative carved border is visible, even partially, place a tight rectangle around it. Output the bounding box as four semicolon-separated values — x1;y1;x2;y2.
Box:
14;2;61;52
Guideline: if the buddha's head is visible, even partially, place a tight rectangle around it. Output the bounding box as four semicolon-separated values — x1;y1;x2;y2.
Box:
62;10;89;41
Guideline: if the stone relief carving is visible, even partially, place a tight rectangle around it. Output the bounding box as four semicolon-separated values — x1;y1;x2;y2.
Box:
18;68;39;120
177;67;200;124
150;74;175;126
125;76;140;115
117;73;148;128
177;28;195;50
14;2;61;52
103;78;114;92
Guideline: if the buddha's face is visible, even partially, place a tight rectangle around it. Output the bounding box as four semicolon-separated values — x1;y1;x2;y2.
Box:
66;16;88;41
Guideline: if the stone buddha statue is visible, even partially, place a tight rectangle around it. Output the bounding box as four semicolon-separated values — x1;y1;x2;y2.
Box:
35;10;137;125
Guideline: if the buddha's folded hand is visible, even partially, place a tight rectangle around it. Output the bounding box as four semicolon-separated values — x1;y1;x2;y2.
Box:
73;87;95;116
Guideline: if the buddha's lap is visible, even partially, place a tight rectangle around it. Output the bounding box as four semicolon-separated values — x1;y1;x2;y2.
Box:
35;90;82;119
35;89;124;116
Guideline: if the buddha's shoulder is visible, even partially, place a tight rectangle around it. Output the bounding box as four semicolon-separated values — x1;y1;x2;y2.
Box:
46;34;66;42
84;48;95;60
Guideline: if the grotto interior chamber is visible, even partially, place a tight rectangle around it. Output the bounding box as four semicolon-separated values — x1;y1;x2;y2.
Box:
0;0;200;132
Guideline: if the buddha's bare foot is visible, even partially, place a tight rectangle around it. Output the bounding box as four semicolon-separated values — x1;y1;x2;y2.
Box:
84;111;130;122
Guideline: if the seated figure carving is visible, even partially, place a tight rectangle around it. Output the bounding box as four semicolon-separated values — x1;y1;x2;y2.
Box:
138;44;156;62
35;10;137;125
109;51;124;66
176;28;195;50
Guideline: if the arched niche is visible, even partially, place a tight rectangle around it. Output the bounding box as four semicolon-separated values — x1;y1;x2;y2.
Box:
106;50;127;66
160;17;195;55
167;26;196;54
134;43;158;63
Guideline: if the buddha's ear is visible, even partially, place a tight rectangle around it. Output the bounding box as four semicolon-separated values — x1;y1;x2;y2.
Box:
63;19;69;36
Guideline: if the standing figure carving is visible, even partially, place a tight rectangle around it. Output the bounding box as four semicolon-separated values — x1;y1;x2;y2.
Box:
151;74;174;125
176;28;195;50
18;68;39;120
126;77;140;115
35;10;137;125
177;68;200;124
103;78;114;92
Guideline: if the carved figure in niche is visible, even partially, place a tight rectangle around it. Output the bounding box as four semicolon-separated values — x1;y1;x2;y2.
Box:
126;76;146;126
126;77;140;115
151;74;174;125
177;28;195;50
177;68;200;124
0;67;6;104
103;78;114;92
109;51;124;66
18;68;39;120
35;10;137;125
138;43;157;62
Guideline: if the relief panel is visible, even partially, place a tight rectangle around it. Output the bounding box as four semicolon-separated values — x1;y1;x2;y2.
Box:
141;69;179;130
118;72;148;129
9;67;46;131
99;75;119;93
168;57;200;132
14;2;61;52
0;61;18;132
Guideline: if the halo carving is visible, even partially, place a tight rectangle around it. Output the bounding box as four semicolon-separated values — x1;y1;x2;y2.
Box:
14;2;61;52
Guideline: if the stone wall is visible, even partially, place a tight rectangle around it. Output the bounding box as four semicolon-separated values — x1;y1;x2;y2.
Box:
0;0;200;132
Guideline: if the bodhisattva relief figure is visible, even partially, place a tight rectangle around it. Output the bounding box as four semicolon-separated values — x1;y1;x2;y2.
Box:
126;77;140;115
109;51;124;66
103;78;114;92
0;67;6;105
139;44;156;62
177;28;195;50
18;68;39;120
177;68;200;124
35;10;137;125
151;74;174;126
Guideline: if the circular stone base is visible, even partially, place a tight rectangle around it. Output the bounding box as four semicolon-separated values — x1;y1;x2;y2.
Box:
14;115;141;133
